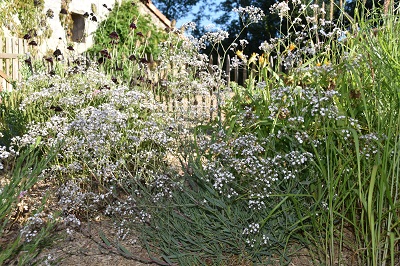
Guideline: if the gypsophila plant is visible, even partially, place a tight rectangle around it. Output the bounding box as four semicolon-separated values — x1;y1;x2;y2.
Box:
233;5;265;25
5;57;184;229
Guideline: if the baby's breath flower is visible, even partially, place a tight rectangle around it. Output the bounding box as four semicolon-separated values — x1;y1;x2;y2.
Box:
259;41;274;54
270;1;290;19
203;30;229;44
239;39;249;49
233;5;265;24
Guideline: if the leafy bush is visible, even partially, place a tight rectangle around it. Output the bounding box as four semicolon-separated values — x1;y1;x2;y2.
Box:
87;0;169;84
0;91;28;148
0;0;52;40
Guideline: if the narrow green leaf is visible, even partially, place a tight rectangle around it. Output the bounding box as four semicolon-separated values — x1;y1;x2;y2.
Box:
99;230;111;247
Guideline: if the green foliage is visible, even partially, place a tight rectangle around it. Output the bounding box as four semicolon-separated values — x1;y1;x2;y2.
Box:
89;0;167;59
132;2;400;265
87;0;170;84
0;91;28;147
138;143;315;264
0;142;59;265
338;13;400;265
1;1;399;265
0;0;51;39
185;3;400;265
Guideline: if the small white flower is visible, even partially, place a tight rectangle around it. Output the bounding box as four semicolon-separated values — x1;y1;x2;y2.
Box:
233;5;265;24
270;2;290;19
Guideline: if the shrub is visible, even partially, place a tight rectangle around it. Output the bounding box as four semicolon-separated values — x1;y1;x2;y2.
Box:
87;0;169;84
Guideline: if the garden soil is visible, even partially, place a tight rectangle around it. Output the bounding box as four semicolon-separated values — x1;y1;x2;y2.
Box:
39;219;158;266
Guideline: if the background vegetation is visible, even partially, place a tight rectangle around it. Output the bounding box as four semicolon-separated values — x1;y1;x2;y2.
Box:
0;0;51;40
87;0;170;84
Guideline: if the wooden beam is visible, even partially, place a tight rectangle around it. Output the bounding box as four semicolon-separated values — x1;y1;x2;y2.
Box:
146;1;171;28
0;53;19;59
0;69;10;81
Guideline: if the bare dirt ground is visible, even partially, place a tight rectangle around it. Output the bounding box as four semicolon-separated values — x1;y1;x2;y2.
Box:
38;219;158;266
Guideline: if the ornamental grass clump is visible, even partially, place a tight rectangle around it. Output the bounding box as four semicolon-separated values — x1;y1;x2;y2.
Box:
0;139;59;265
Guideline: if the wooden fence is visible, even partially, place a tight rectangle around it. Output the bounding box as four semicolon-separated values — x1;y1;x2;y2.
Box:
209;54;251;86
0;37;27;91
149;54;246;122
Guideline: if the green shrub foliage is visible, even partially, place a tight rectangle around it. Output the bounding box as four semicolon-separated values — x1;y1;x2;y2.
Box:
89;1;168;61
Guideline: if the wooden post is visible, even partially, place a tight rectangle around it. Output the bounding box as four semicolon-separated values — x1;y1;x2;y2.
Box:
0;37;3;91
226;54;230;85
242;66;247;84
5;38;11;90
251;62;257;85
12;38;18;82
234;56;238;83
210;88;214;120
384;0;391;14
208;55;213;74
18;38;25;81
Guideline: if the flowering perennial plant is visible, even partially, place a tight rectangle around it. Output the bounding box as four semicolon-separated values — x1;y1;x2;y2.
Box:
7;59;182;227
143;2;400;264
233;5;265;25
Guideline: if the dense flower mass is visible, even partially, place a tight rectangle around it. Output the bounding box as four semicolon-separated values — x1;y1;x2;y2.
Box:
7;61;181;220
270;1;290;19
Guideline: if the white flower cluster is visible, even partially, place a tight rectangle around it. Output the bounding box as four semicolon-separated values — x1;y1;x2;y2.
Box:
203;30;229;44
20;212;55;243
198;130;314;209
267;85;340;121
233;5;265;24
242;222;260;235
270;1;290;19
57;181;101;215
259;41;275;54
0;145;11;170
359;133;384;159
242;223;270;247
